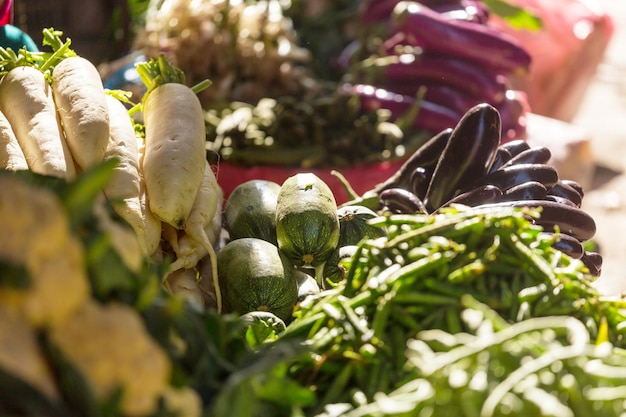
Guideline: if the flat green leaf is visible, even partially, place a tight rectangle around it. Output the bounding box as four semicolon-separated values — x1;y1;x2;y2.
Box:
483;0;543;30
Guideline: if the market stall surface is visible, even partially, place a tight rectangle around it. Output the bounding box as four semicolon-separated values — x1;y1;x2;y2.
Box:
575;0;626;295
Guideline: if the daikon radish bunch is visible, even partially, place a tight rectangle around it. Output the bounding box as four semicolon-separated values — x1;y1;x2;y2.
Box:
0;41;75;178
38;28;110;171
136;55;222;311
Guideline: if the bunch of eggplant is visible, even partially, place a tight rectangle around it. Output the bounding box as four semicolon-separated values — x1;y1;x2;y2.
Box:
338;0;531;141
346;103;602;276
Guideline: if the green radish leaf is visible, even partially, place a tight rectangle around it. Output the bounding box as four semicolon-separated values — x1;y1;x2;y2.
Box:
482;0;543;30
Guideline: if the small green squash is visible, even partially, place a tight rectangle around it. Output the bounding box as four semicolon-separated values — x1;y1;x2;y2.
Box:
224;179;281;245
275;173;340;268
239;311;287;346
337;205;386;247
322;244;359;286
218;237;298;322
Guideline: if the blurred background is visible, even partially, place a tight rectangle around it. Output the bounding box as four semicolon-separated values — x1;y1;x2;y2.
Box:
12;0;626;294
572;0;626;295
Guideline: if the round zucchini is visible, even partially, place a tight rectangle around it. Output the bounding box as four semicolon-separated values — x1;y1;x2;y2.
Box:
323;244;359;286
275;173;340;268
239;311;287;344
337;205;386;247
224;179;281;245
217;237;298;322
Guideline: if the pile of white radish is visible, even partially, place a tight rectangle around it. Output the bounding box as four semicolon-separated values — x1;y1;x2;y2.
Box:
0;29;223;312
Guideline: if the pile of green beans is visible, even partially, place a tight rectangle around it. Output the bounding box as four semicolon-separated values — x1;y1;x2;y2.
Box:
320;296;626;417
278;205;626;414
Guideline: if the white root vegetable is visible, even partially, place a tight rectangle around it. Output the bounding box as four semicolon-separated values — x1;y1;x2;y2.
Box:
51;56;110;169
166;161;222;312
141;81;206;229
102;94;150;255
136;135;163;256
0;109;28;170
165;268;205;311
0;65;75;178
93;194;144;274
168;162;220;271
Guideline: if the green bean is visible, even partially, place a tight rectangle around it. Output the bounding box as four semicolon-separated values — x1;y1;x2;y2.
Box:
503;232;556;284
371;291;395;338
318;362;355;407
445;307;463;334
423;278;470;298
480;344;588;417
389;305;422;334
337;296;371;338
448;259;486;284
393;291;458;305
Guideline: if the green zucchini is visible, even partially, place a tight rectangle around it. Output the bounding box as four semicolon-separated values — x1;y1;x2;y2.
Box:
217;237;298;322
275;173;340;270
224;179;281;245
322;244;358;286
337;205;386;247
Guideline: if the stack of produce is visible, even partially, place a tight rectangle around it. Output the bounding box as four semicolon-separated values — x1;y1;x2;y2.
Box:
131;0;535;177
3;24;626;417
0;29;222;306
341;0;532;141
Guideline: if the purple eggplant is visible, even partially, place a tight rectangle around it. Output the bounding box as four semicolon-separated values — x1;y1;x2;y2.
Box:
370;52;509;104
500;146;552;168
475;200;597;242
499;181;548;202
424;103;501;211
360;0;465;24
581;251;602;276
471;163;559;192
392;2;532;76
560;179;585;199
544;232;584;260
374;127;453;193
380;187;428;214
488;147;513;173
339;83;463;134
437;184;503;209
435;0;491;24
498;139;531;158
381;81;483;117
547;182;583;207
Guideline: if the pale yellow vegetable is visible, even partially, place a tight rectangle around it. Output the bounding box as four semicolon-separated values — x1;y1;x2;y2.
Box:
0;65;75;178
142;82;206;229
51;56;110;169
161;386;203;417
50;300;172;417
0;175;89;327
0;306;59;400
0;109;28;170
